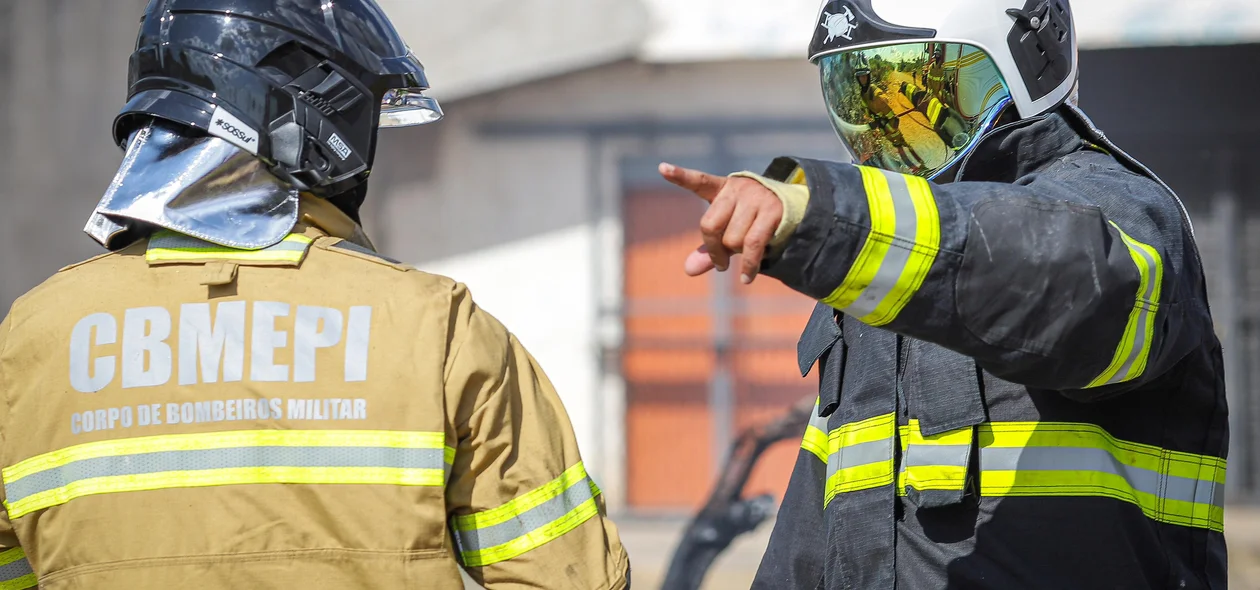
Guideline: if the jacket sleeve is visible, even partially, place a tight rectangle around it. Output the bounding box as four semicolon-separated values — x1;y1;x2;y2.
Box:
753;401;828;589
442;284;630;590
0;316;38;590
759;152;1209;396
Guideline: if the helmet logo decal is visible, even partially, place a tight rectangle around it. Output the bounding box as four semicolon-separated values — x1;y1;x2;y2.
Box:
820;6;859;43
208;105;260;155
809;1;936;62
327;133;352;161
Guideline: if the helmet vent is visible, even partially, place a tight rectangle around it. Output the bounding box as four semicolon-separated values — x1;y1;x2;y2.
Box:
299;91;337;117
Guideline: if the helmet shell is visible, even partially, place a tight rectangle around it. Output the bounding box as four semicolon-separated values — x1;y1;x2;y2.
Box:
810;0;1077;118
116;0;433;201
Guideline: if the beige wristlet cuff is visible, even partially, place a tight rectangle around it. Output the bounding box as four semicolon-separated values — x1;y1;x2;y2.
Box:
729;170;811;251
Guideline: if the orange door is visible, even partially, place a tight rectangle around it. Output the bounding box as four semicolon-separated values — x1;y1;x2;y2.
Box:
623;186;818;511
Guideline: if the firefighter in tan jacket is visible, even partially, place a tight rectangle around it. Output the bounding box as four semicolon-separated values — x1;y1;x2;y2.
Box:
0;1;629;588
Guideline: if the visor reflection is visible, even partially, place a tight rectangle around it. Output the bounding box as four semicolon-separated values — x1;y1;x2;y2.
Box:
820;42;1012;178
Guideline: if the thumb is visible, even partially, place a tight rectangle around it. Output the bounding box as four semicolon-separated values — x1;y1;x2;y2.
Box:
660;162;726;203
684;245;717;277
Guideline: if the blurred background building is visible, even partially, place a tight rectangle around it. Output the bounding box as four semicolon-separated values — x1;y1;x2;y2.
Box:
4;0;1260;586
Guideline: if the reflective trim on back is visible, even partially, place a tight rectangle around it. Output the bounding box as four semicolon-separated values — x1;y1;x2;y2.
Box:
146;231;314;266
2;430;453;519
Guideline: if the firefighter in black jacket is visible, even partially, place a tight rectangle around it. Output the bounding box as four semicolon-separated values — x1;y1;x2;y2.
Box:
660;1;1227;588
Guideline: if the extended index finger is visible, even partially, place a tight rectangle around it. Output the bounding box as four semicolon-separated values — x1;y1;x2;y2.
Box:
659;162;726;203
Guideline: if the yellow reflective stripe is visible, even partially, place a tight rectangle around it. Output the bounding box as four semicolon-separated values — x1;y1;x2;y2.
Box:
926;99;943;126
942;50;990;70
980;422;1225;480
3;430;452;519
0;575;36;590
861;174;939;326
898;422;972;494
0;551;24;569
819;415;1227;532
821;167;940;327
824;167;895;310
453;462;591;531
453;462;601;567
146;231;314;264
833;413;896;447
803;425;829;464
981;83;1005;110
9;466;445;519
978;471;1224;533
979;422;1225;532
4;430;447;481
0;548;35;590
802;398;830;463
1088;225;1164;388
824;413;896;506
827;460;895;504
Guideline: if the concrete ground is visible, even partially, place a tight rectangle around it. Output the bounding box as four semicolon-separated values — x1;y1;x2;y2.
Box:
613;507;1260;589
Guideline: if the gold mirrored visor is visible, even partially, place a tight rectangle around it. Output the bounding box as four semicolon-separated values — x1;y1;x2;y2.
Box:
819;42;1013;179
379;88;444;128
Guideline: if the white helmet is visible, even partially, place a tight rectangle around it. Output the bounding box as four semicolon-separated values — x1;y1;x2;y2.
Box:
810;0;1077;178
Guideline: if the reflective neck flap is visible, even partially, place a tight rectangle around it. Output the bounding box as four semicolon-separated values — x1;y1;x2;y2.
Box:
86;121;300;251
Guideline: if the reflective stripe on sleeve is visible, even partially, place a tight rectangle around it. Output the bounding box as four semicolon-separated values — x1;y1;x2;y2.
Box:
146;231;315;264
926;99;944;127
821;167;941;327
0;548;35;590
452;461;602;568
824;413;897;507
801;398;830;464
2;430;452;519
1088;224;1164;388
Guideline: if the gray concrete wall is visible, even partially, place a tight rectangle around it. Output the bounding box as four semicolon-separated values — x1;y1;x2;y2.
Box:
0;0;148;312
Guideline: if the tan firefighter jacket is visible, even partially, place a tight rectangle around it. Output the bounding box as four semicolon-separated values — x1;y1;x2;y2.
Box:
0;204;629;589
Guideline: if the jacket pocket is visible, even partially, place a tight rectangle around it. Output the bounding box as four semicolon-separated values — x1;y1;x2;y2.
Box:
902;341;986;508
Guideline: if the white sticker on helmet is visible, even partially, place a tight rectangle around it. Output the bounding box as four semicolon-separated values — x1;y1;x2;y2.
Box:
327;133;352;161
209;105;260;155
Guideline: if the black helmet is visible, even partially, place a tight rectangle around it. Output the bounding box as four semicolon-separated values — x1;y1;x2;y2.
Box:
115;0;442;218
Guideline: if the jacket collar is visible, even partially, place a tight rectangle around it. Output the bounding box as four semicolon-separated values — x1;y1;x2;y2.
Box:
957;107;1090;183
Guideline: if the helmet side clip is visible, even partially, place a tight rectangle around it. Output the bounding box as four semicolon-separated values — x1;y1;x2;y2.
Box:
1005;0;1074;102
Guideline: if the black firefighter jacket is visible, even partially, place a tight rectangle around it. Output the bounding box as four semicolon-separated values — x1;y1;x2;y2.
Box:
751;105;1228;590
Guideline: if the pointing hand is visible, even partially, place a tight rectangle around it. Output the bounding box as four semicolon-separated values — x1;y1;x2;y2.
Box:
659;162;784;284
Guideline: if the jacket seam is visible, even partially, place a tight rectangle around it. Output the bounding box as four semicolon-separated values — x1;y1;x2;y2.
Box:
39;547;451;584
313;238;413;272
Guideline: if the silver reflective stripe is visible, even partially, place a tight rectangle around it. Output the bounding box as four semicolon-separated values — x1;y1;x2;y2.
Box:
844;169;918;319
980;446;1221;507
808;405;829;433
149;232;310;253
903;444;971;468
5;446;446;503
0;557;32;583
454;475;597;552
1105;237;1160;385
826;439;893;481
